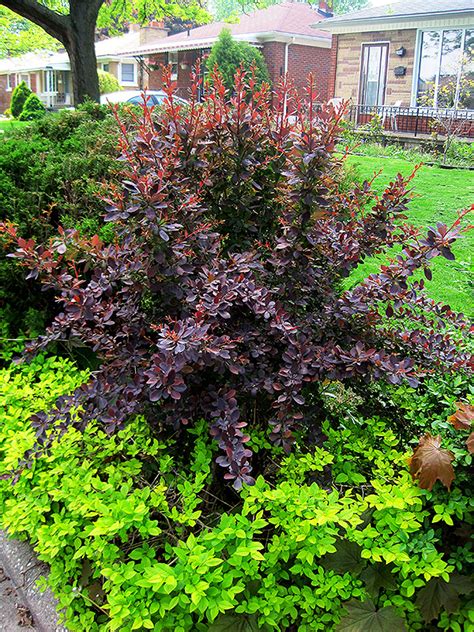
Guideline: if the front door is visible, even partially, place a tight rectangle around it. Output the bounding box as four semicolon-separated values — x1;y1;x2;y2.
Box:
359;43;389;107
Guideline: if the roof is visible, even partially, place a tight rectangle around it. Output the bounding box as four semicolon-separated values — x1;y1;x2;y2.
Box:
115;2;331;56
320;0;474;31
0;50;69;74
94;29;149;58
0;30;143;75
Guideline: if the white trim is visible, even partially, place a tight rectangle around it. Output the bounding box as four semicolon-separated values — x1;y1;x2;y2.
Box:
324;16;474;35
357;41;390;106
168;50;179;81
412;26;473;109
17;72;31;88
454;28;467;107
119;60;137;85
114;31;331;57
410;29;423;107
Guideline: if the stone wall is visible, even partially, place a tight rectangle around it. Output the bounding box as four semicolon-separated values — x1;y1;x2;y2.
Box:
331;29;417;106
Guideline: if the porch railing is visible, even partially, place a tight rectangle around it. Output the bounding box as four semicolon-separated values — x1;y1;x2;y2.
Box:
40;92;73;109
347;105;474;139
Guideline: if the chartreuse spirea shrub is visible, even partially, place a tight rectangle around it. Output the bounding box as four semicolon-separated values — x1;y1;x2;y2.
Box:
98;69;121;95
3;66;472;490
1;355;473;631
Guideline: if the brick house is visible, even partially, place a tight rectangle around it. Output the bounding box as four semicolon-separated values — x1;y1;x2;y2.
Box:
0;24;167;113
322;0;474;136
115;2;332;102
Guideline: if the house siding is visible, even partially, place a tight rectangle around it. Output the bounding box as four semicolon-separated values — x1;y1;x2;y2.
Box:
331;29;417;105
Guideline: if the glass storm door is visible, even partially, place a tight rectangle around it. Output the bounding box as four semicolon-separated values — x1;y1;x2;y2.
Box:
359;43;389;107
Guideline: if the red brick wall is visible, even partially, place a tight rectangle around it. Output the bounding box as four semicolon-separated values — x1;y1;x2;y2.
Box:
262;42;331;102
147;50;204;98
261;41;285;87
147;42;331;103
0;74;16;113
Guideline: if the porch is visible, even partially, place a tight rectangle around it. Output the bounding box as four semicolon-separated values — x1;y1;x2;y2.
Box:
38;68;73;109
347;105;474;139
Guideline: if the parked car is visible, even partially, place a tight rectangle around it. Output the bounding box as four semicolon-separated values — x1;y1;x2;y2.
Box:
100;90;188;107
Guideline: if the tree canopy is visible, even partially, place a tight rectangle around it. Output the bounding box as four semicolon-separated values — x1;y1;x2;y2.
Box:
0;7;60;57
212;0;368;21
0;0;210;103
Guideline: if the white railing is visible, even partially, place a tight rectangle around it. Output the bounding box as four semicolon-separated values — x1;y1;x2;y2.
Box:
40;92;73;109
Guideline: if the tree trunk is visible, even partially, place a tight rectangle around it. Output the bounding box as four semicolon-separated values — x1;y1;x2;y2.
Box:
0;0;103;105
64;1;102;104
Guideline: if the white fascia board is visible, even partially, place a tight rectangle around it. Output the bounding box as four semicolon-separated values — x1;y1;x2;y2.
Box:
115;31;330;57
253;32;331;48
319;13;474;34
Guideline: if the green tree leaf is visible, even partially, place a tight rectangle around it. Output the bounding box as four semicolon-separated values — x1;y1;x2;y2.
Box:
337;599;406;632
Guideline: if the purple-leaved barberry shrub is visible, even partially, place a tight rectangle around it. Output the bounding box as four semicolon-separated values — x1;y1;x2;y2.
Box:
4;65;472;488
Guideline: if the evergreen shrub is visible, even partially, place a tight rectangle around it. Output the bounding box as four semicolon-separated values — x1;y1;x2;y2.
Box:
10;80;32;118
18;92;46;121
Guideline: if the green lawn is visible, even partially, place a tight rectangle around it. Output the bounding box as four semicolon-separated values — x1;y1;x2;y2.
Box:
0;119;28;132
345;155;474;316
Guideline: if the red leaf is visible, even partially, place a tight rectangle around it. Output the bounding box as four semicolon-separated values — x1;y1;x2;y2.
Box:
447;402;474;431
467;433;474;454
409;434;455;491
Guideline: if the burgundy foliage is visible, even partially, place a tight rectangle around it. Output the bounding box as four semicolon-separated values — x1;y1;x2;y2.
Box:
4;67;473;488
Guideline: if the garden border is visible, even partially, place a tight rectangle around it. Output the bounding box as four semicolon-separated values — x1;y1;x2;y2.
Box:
0;530;66;632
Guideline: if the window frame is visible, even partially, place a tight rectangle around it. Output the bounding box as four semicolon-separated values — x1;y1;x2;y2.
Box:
168;51;179;81
6;73;13;91
120;61;136;85
412;26;473;110
18;73;31;88
357;41;390;108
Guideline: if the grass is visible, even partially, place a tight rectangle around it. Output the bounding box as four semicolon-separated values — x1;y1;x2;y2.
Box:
345;155;474;316
0;119;28;132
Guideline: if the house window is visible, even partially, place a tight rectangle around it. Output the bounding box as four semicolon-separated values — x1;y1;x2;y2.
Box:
19;73;30;88
121;62;135;84
45;69;57;93
168;51;178;80
102;63;110;72
416;28;474;109
359;43;389;107
6;74;14;91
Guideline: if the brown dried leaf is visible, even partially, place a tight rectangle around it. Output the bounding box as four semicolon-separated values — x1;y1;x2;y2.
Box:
467;432;474;454
409;434;455;491
447;402;474;431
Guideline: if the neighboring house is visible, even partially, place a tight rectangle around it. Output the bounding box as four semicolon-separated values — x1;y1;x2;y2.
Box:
0;23;167;113
322;0;474;136
114;2;333;102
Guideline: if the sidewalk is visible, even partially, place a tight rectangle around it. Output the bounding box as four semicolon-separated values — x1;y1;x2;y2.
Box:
0;531;67;632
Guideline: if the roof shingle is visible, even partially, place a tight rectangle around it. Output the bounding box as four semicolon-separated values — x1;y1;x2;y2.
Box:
322;0;474;26
117;2;330;56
